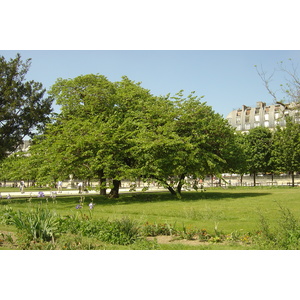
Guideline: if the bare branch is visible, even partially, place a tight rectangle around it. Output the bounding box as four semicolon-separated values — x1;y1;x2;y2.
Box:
255;64;278;103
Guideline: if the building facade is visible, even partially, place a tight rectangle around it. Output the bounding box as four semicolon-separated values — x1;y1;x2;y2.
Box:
226;101;300;132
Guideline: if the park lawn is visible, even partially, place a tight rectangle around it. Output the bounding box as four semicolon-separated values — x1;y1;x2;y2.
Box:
1;186;300;235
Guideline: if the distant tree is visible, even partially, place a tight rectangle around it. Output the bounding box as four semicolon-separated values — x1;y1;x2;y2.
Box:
0;152;37;187
0;54;53;160
272;118;300;187
224;132;249;185
245;127;273;186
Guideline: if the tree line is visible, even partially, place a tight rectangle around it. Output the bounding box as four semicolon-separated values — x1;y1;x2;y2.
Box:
1;54;300;197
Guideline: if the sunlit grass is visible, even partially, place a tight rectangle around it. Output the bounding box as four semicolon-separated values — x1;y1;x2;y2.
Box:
2;186;300;236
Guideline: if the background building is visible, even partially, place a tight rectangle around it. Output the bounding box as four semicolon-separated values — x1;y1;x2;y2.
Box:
226;101;300;132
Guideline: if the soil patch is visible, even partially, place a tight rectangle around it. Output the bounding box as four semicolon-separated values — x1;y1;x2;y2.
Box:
147;235;211;246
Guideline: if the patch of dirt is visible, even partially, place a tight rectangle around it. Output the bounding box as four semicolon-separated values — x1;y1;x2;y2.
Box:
0;231;17;249
146;235;210;246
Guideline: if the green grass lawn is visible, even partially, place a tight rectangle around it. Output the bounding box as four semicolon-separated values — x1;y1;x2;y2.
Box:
1;186;300;249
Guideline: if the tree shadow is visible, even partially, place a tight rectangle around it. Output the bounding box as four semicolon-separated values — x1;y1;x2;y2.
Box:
84;190;271;206
0;190;271;207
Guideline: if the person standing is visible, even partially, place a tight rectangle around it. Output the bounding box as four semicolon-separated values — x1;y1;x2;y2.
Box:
78;182;83;194
57;180;63;193
20;180;25;194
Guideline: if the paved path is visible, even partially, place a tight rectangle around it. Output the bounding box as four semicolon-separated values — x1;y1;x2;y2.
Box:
0;187;167;199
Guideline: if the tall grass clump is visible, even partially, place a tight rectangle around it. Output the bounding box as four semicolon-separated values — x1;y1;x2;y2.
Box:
11;207;60;243
255;203;300;250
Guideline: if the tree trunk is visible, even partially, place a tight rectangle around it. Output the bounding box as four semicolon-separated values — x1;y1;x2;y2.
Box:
291;172;295;187
271;173;274;183
253;172;256;187
167;185;177;196
97;170;107;195
109;179;120;198
154;177;177;196
176;174;186;195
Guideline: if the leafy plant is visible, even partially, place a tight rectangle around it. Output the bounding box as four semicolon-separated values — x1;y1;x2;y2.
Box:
180;224;198;240
98;217;141;245
0;206;17;225
11;207;60;242
142;222;176;236
255;203;300;249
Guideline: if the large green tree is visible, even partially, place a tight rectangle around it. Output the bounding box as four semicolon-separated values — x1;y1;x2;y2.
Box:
32;74;157;197
224;132;249;185
272;118;300;187
0;54;53;160
28;74;236;197
133;91;235;195
245;126;273;186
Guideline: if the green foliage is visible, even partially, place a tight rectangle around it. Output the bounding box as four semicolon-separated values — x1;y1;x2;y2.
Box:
226;132;248;175
3;188;300;249
97;217;141;245
0;206;17;225
0;54;53;160
142;222;176;236
133;91;235;194
245;126;273;175
25;74;236;196
180;224;199;240
255;203;300;249
272;119;300;186
60;215;141;245
11;207;60;242
128;238;160;250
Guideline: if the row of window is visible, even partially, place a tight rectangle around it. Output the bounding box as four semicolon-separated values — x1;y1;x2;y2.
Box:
237;120;288;130
236;112;283;125
236;105;281;117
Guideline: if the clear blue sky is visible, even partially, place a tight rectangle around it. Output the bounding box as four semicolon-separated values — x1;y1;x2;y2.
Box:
2;50;300;117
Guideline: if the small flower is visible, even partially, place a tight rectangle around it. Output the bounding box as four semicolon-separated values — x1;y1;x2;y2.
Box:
76;204;82;209
7;194;11;199
89;202;95;210
38;191;45;197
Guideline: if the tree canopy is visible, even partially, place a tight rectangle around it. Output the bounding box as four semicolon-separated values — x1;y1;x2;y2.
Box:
272;118;300;186
25;74;236;197
0;54;53;160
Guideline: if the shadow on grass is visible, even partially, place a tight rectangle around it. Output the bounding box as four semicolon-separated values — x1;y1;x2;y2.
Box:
0;189;271;207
